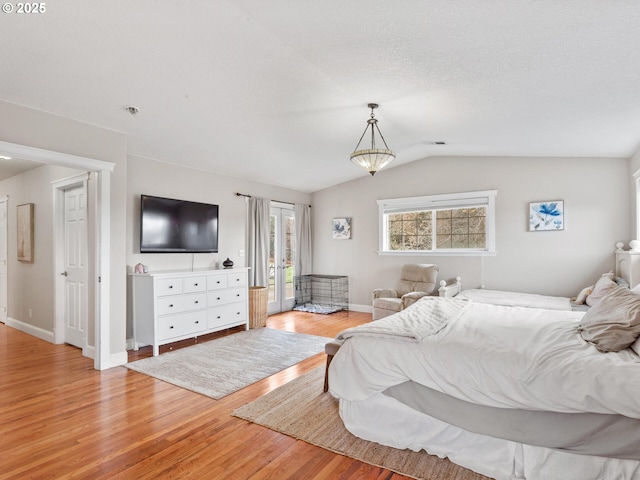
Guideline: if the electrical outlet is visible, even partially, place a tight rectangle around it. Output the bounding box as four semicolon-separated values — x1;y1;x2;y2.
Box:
239;249;245;257
28;308;32;318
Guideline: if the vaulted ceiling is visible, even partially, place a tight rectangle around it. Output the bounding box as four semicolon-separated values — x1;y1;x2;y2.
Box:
2;1;640;192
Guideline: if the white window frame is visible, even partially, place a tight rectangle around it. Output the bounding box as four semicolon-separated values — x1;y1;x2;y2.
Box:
377;190;497;256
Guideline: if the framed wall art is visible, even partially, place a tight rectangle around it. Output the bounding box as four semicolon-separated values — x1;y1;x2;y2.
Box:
17;203;34;262
332;217;351;239
529;200;564;231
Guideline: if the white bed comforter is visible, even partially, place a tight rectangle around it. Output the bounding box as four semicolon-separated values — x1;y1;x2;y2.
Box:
330;297;640;418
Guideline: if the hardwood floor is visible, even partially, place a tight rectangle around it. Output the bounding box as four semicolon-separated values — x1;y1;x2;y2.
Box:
0;310;412;479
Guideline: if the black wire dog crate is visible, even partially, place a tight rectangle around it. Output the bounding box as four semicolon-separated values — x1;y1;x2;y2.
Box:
293;274;349;314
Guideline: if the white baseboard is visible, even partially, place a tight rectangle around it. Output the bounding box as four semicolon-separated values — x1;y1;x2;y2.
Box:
6;317;54;343
348;304;372;313
107;350;129;368
5;318;126;368
83;344;96;360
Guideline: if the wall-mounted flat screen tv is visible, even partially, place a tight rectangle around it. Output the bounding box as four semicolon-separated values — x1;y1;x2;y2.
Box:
140;195;219;253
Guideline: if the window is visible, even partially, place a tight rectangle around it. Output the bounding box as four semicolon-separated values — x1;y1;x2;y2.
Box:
378;190;497;255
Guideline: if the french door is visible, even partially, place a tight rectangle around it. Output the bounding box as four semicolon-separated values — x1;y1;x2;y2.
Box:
267;205;295;314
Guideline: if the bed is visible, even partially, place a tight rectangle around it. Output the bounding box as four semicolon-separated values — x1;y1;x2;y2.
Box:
328;253;640;480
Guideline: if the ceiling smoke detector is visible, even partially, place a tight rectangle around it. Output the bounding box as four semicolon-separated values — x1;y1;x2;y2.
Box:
125;105;140;115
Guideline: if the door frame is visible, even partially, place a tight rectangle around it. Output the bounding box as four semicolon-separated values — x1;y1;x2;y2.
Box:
267;204;295;314
0;140;114;370
52;172;90;356
0;195;7;324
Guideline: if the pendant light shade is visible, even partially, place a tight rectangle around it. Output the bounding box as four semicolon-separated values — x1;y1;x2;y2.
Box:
350;103;395;175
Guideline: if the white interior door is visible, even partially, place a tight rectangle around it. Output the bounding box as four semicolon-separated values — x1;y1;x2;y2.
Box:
62;184;88;349
267;205;295;314
0;197;7;323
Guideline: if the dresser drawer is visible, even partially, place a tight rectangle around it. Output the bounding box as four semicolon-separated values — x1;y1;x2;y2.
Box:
227;272;247;287
158;310;207;340
156;278;183;296
183;276;207;293
207;302;248;329
157;293;206;316
207;274;228;290
207;287;246;307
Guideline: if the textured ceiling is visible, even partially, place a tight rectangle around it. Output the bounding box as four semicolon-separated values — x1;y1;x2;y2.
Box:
1;1;640;192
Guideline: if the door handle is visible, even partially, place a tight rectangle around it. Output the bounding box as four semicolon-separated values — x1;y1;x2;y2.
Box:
60;271;68;276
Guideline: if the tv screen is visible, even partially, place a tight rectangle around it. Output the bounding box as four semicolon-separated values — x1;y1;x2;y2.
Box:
140;195;219;253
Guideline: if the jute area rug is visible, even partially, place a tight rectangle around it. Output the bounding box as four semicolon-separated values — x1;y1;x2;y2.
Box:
125;328;330;399
233;367;489;480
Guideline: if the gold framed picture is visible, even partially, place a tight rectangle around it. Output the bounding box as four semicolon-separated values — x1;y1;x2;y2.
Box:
17;203;34;262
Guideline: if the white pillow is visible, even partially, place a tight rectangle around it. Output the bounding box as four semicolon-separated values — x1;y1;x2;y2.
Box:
631;337;640;355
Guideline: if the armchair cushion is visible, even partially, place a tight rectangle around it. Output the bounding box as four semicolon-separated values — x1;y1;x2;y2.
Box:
395;264;439;296
372;288;399;300
401;291;430;309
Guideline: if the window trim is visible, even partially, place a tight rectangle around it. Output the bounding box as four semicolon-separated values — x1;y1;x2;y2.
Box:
377;190;497;256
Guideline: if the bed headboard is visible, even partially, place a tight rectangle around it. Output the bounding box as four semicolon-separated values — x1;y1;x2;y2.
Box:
615;241;640;289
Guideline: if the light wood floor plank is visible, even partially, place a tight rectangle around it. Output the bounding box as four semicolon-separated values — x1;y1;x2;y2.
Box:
0;310;414;479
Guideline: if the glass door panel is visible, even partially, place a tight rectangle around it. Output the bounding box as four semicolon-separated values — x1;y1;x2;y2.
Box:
268;206;295;314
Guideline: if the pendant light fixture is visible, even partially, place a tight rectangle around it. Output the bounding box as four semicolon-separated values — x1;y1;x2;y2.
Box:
350;103;395;176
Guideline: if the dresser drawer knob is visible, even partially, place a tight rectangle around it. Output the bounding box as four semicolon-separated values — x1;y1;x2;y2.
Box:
169;325;174;329
195;300;199;304
169;304;174;308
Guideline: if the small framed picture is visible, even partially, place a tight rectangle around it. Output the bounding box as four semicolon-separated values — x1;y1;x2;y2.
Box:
332;217;351;239
529;201;564;231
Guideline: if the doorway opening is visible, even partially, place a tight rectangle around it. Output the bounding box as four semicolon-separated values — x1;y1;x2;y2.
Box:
0;140;114;370
267;204;295;314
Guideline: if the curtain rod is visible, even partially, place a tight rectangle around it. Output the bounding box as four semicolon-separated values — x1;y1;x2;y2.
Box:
235;192;311;208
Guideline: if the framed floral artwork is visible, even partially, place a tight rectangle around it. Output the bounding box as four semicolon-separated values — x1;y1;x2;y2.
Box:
529;201;564;231
332;217;351;239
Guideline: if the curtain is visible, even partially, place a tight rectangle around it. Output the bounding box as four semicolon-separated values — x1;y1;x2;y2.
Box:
294;203;312;276
248;196;270;287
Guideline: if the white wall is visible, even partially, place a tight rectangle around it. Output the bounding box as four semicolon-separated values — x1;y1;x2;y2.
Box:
312;156;631;308
126;155;311;338
0;100;128;366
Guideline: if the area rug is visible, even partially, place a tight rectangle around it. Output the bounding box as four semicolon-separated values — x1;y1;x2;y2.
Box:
232;367;488;480
125;328;330;399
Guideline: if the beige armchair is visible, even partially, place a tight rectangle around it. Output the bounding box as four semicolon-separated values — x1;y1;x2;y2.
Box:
372;264;439;320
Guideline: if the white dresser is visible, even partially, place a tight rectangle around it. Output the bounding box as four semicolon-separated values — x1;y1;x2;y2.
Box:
130;267;249;356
